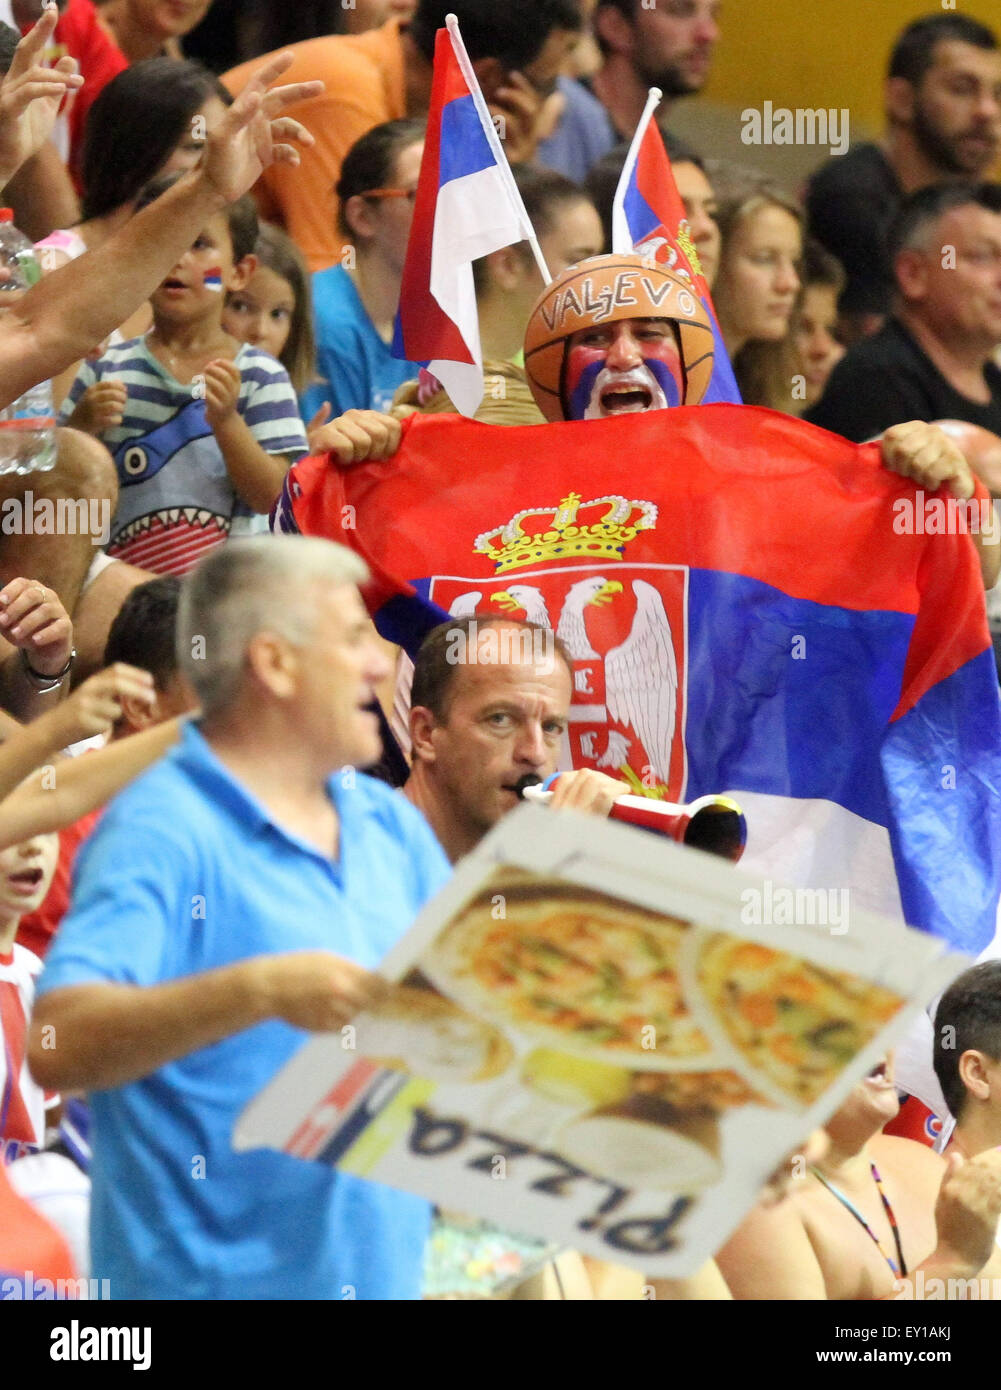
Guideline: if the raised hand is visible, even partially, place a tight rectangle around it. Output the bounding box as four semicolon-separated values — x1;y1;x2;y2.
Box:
0;3;83;185
490;70;550;164
932;1148;1001;1276
200;50;323;206
54;662;156;743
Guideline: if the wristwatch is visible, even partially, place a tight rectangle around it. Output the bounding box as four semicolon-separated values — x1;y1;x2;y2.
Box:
19;645;76;691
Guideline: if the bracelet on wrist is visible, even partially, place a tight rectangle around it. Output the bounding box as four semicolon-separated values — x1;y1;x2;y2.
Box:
19;645;76;691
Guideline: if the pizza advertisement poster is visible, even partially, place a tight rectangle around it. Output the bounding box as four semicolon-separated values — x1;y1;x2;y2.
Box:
234;806;965;1277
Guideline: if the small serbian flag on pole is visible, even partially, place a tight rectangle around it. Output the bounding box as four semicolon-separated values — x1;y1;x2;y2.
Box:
612;90;741;404
392;14;550;418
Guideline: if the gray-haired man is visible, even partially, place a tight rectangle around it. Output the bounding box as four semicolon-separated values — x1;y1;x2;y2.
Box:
30;536;451;1299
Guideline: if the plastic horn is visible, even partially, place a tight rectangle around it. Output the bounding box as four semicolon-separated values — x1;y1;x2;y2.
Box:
516;777;747;863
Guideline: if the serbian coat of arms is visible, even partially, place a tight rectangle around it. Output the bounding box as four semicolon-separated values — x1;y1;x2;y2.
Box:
427;490;689;801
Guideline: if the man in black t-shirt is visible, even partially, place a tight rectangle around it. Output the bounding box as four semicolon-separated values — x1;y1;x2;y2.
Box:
806;14;1001;343
807;182;1001;604
806;316;1001;443
807;183;1001;443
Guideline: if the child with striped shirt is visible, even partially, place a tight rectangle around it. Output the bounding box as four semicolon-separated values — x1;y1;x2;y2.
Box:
60;183;308;576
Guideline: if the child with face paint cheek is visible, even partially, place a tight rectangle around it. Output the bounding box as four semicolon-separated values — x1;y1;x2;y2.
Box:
562;319;687;421
60;187;309;575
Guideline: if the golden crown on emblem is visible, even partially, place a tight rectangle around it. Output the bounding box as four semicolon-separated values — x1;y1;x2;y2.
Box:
474;492;658;575
675;219;703;280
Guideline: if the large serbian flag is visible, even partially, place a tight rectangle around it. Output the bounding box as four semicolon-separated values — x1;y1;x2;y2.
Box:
612;91;741;405
276;405;1001;956
392;19;537;418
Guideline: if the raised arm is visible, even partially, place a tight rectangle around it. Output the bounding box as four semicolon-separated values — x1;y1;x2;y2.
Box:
0;712;180;849
887;1150;1001;1300
0;49;323;406
0;662;155;813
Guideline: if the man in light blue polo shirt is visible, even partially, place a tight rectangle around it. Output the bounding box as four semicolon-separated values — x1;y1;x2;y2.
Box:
29;536;451;1300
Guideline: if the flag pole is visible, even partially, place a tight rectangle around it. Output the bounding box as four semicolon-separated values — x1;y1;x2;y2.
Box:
445;12;552;286
611;86;663;255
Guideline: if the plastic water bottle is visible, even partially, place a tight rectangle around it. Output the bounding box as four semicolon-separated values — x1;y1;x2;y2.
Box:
0;210;56;476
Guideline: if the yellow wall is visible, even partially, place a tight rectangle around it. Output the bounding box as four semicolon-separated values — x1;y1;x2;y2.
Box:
667;0;1001;184
703;0;1001;137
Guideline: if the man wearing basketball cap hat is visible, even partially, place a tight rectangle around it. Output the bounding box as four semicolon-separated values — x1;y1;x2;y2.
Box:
522;252;715;422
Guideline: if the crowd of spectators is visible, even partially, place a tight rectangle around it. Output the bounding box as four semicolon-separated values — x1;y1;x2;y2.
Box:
0;0;1000;1305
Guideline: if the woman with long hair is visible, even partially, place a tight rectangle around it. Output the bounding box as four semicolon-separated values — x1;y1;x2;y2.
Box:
710;169;804;413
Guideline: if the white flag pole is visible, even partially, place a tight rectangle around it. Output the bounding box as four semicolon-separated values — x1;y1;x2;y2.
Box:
445;12;552;286
611;86;663;254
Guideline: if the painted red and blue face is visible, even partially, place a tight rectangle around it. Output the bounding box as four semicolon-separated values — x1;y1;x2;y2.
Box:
562;318;686;421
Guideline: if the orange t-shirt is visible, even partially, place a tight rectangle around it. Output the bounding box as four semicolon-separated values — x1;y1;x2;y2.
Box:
223;20;407;273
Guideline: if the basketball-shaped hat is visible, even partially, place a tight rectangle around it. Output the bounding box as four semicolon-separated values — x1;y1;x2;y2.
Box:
523;254;715;422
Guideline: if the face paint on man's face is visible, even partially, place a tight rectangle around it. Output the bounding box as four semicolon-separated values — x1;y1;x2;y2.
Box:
562;321;686;421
